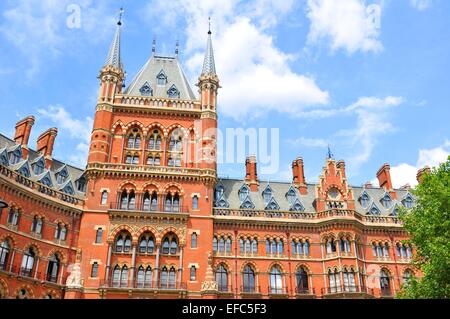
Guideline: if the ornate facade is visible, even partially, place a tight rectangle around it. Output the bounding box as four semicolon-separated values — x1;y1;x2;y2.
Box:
0;18;425;299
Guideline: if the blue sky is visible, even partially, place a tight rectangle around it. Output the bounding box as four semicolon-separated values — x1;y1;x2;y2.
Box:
0;0;449;188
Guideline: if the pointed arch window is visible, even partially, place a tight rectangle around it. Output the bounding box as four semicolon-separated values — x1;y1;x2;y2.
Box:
328;269;341;293
226;237;232;253
213;236;218;253
215;265;228;292
242;265;255;293
165;193;180;212
269;265;283;294
360;192;370;208
265;198;279;211
101;191;108;205
296;267;309;293
7;208;19;226
368;203;381;215
380;269;391;296
191;233;197;248
0;241;11;269
56;168;68;184
262;186;272;204
18;165;30;178
215;184;225;202
403;194;414;209
46;254;60;283
239;185;250;203
286;187;297;204
192;195;199;210
31;216;43;234
148;129;162;150
33;160;45;175
20;247;35;277
127;129;142;149
9;148;22;164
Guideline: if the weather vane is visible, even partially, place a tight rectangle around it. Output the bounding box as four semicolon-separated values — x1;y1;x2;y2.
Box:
327;145;334;159
208;16;211;34
118;7;124;26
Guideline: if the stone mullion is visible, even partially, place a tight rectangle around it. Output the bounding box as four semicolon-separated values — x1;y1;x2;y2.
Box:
154;245;161;286
105;244;112;284
130;245;137;288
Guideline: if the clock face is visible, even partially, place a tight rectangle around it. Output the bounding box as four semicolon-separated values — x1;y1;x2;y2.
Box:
328;188;340;199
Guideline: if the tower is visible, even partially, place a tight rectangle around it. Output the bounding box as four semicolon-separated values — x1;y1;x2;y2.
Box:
76;14;220;299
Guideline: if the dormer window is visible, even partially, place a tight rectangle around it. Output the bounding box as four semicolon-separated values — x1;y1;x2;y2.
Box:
290;199;305;212
402;194;414;209
56;169;68;184
41;176;52;187
368;203;381;215
262;185;273;204
61;183;75;195
33;160;45;175
167;85;180;98
77;177;87;192
18;165;30;178
157;70;167;86
0;152;8;165
239;185;250;203
215;184;225;202
359;191;370;208
265;198;279;211
381;193;392;209
9;148;21;164
286;187;297;204
139;82;153;96
241;198;255;209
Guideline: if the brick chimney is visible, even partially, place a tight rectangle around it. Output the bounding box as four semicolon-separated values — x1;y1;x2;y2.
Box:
376;163;397;199
292;157;307;195
36;128;58;168
14;116;35;158
245;155;259;191
416;166;431;184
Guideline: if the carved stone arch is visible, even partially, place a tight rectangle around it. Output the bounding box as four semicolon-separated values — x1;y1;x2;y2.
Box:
47;249;67;263
267;262;285;274
295;263;312;274
15;285;34;299
188;125;200;140
380;266;393;276
112;120;126;134
124;121;146;134
402;267;415;276
23;243;42;257
241;261;259;273
136;226;158;239
0;278;9;298
0;234;17;248
117;181;138;192
160;227;184;246
140;182;161;193
146;122;165;134
214;261;231;272
321;233;336;243
162;182;184;195
161;263;179;270
108;225;134;243
30;211;46;220
166;124;189;138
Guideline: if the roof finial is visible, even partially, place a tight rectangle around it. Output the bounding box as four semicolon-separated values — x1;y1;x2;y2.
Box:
327;145;334;160
117;7;124;26
208;16;211;35
152;36;156;55
175;38;179;57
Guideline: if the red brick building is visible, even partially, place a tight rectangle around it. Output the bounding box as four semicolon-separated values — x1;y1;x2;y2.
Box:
0;19;425;299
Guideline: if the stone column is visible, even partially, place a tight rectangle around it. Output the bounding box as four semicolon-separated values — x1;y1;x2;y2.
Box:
130;245;137;287
9;250;15;272
34;258;40;279
105;244;112;283
178;246;184;286
154;245;160;286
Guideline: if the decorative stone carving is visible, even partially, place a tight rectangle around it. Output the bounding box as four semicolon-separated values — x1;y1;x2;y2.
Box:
66;263;83;289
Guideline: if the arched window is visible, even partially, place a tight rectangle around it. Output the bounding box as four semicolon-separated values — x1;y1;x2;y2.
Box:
165;193;180;212
162;234;178;255
192;195;199;210
143;192;151;211
262;186;272;204
286;188;297;204
271;239;276;254
128;191;136;210
265;239;271;254
251;239;258;254
139;82;153;96
328;269;341;293
139;233;155;254
121;266;129;287
296;267;309;293
167;85;180;98
326;239;336;254
381;193;392;209
243;265;255;293
377;243;383;257
213;236;218;253
20;247;35;277
396;243;402;257
33;160;45;175
215;265;228;292
269;265;283;294
127;129;141;149
168;267;177;288
148;130;162;150
245;238;251;254
406;245;413;258
54;223;67;241
304;240;310;256
340;238;351;253
125;154;139;165
160;267;168;288
380;269;391;296
383;243;389;257
145;266;153;288
403;270;414;285
343;268;356;292
219;237;226;253
360;192;370;208
291;240;298;255
191;233;197;248
136;266;145;288
226;237;232;253
277;239;284;255
101;191;108;205
31;216;43;234
112;265;121;287
162;238;170;255
47;254;60;283
190;266;197;281
168;132;183;152
115;232;131;253
7;208;19;226
239;185;250;203
0;241;10;269
150;192;158;211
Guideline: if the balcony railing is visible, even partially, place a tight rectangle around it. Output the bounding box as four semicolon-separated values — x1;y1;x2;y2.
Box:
240;285;261;294
109;202;189;214
101;279;187;290
295;287;315;295
322;285;375;295
115;94;201;111
268;286;289;295
19;267;34;278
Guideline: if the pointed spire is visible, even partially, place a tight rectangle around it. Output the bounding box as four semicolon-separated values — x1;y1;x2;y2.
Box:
175;39;179;57
104;8;123;69
201;17;217;76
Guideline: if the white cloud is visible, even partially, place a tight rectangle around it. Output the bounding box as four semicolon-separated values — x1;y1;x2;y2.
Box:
37;105;93;167
386;141;450;188
0;0;115;78
306;0;383;54
142;0;329;120
287;137;329;148
410;0;433;11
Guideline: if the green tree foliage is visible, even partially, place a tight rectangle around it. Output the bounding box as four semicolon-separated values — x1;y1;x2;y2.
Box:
397;157;450;299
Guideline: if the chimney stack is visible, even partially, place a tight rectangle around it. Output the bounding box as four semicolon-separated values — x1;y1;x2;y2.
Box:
376;163;397;199
36;128;58;168
416;166;431;184
292;157;307;195
245;155;259;191
14;116;35;158
337;160;347;179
